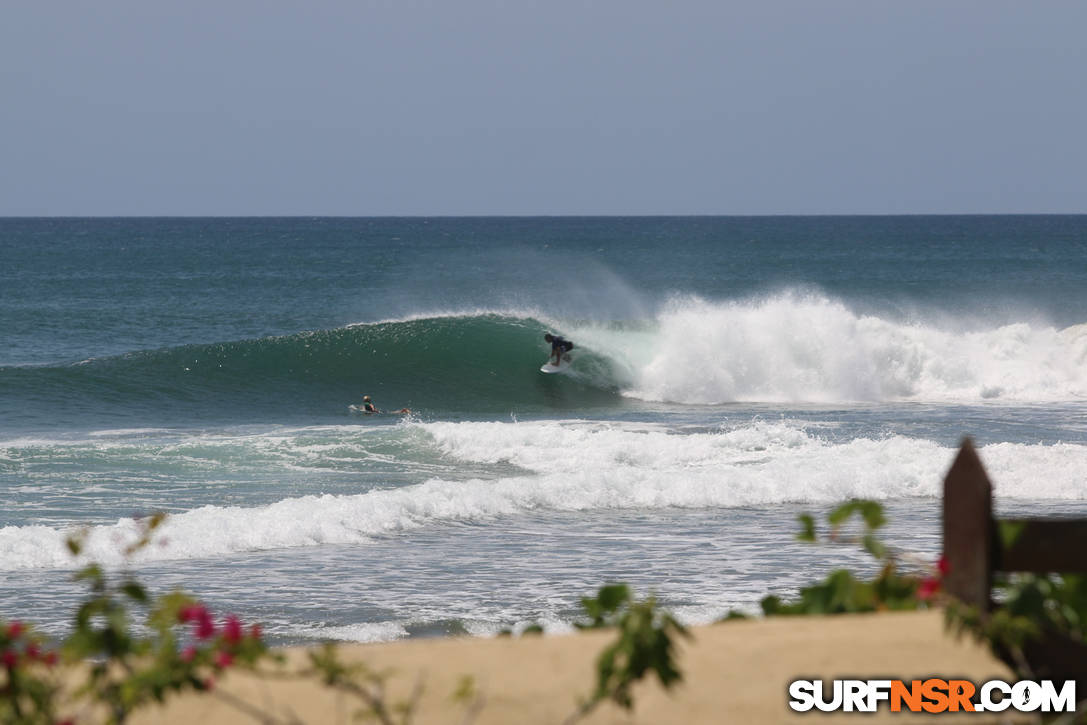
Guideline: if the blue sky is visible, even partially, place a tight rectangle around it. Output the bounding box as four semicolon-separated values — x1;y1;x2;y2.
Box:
2;1;1085;215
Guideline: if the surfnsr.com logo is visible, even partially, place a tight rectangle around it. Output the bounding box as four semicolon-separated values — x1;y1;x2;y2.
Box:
789;679;1076;713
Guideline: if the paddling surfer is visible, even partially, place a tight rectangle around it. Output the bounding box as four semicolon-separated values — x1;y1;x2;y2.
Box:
360;395;410;415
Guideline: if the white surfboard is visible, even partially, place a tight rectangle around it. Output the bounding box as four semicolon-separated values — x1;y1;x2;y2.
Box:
540;362;565;374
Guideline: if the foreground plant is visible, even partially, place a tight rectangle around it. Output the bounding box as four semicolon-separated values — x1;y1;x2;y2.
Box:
1;619;63;724
945;523;1087;684
564;583;690;723
1;513;486;725
7;513;695;724
62;517;269;724
303;643;485;725
757;498;1087;716
751;499;945;616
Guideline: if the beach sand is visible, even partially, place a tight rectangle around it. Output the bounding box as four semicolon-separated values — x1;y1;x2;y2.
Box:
133;609;1035;725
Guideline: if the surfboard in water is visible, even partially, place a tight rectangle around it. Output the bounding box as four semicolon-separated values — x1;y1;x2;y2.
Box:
349;404;412;414
540;361;566;374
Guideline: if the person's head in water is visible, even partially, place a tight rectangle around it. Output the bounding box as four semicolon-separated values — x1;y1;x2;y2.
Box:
544;333;554;343
363;395;371;402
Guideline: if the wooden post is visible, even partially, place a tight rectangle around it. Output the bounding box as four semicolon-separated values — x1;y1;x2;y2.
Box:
942;439;993;610
1000;520;1087;573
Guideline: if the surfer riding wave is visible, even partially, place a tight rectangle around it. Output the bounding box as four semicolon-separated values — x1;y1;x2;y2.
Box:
544;333;574;367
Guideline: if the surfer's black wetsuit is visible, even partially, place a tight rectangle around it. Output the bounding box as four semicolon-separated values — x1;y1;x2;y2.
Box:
551;336;574;354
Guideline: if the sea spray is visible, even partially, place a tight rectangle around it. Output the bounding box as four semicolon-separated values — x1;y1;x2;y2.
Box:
583;294;1087;404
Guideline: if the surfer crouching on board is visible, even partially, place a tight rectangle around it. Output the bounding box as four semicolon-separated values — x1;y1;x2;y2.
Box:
544;333;574;366
361;395;410;415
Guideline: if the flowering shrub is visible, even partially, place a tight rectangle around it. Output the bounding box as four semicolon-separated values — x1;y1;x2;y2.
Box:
2;514;480;725
1;619;62;724
754;499;1085;694
945;568;1087;683
57;523;272;724
748;500;946;616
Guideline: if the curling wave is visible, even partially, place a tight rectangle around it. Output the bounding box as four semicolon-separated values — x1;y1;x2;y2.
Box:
3;295;1086;429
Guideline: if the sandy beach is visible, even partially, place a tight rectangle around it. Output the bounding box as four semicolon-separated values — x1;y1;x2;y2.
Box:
132;610;1033;725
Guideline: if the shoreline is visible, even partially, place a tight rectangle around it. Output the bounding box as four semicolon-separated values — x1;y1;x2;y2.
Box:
134;609;1031;724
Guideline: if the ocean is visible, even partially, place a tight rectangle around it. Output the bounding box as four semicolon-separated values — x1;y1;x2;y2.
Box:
2;216;1086;644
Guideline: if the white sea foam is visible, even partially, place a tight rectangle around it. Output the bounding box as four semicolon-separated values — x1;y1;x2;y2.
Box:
463;618;575;638
2;420;1085;571
288;621;409;643
562;293;1087;403
88;428;175;438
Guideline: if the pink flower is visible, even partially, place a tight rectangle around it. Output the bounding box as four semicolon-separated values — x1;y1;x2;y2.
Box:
937;555;950;577
2;649;17;668
178;604;206;624
25;643;40;661
223;615;243;645
195;614;216;640
214;651;234;669
918;576;941;601
6;621;24;639
180;646;197;663
180;604;216;639
42;651;59;667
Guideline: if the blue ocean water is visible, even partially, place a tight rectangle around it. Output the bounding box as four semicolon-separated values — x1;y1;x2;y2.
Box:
2;216;1086;643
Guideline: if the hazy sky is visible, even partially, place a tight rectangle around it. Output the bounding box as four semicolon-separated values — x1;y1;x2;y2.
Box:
2;1;1085;215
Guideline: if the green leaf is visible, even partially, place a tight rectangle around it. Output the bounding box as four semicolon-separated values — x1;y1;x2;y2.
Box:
74;564;104;585
121;581;148;603
998;520;1026;551
451;675;477;703
760;595;784;615
857;500;886;531
828;501;856;528
579;583;632;628
148;596;183;635
596;584;631;612
828;499;885;531
66;536;83;556
578;588;689;717
796;513;816;542
861;534;887;559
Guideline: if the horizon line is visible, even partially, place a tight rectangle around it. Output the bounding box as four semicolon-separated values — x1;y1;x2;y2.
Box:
3;212;1087;220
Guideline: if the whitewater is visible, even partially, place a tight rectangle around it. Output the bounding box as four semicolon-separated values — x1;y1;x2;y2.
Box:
527;292;1087;403
2;215;1086;643
4;420;1087;572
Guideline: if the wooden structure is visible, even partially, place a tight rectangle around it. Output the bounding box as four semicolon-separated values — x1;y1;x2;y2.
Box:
942;438;1087;684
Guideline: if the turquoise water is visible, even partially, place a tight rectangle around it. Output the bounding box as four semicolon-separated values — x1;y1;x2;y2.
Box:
2;216;1087;643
